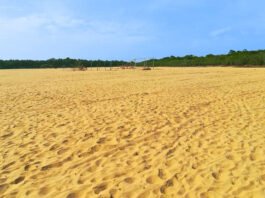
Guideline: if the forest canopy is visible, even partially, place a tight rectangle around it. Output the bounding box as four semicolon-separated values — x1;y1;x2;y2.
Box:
1;50;265;69
146;49;265;67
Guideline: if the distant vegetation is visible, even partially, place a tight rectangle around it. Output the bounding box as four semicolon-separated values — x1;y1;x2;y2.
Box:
0;58;128;69
142;49;265;67
1;50;265;69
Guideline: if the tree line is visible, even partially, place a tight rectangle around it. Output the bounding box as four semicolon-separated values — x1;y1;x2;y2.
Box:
1;50;265;69
0;58;128;69
143;49;265;67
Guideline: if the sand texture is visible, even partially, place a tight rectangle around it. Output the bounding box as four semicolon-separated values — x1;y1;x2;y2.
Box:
1;67;265;198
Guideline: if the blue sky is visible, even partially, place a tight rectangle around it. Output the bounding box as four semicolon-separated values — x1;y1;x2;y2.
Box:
0;0;265;60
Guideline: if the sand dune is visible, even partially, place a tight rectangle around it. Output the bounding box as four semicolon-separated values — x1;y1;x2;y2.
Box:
1;67;265;198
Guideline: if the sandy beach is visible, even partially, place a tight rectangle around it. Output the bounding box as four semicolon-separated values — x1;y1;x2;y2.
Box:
1;67;265;198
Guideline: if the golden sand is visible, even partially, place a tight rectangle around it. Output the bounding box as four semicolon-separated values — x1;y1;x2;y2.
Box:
1;67;265;198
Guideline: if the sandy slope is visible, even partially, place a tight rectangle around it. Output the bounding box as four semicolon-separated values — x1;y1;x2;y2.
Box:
0;67;265;198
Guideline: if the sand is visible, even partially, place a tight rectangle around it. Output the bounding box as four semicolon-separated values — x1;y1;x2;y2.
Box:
1;67;265;198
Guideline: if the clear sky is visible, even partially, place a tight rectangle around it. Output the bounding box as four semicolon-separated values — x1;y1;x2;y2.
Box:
0;0;264;60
